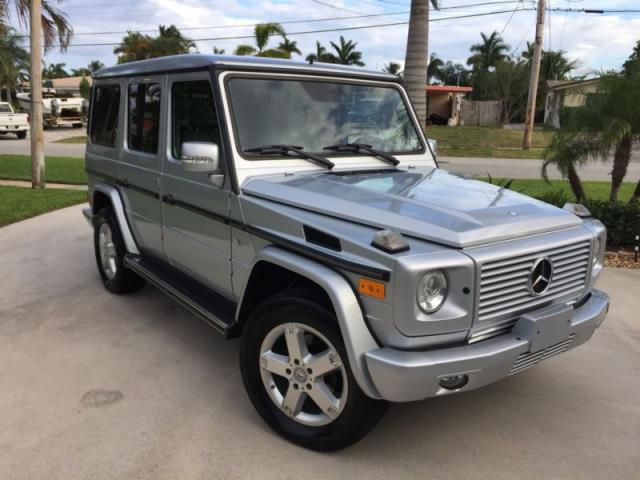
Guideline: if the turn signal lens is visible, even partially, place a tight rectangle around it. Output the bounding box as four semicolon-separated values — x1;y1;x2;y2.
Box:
358;278;385;300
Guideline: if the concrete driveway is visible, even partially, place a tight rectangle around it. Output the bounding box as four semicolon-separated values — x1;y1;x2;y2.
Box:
1;205;639;480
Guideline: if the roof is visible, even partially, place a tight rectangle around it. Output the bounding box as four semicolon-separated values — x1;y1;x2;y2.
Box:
425;85;473;93
51;76;92;88
94;54;397;81
546;78;600;91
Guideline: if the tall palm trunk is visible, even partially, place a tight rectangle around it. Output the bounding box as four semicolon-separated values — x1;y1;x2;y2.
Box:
567;164;586;203
404;0;430;128
610;134;632;202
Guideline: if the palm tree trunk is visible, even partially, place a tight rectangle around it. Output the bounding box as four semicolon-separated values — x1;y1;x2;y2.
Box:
404;0;429;128
567;164;586;203
609;134;632;203
630;180;640;204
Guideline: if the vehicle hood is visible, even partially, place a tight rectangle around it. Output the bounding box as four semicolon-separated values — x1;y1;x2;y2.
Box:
241;168;583;248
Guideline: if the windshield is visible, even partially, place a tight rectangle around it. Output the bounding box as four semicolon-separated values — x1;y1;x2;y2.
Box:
227;77;424;157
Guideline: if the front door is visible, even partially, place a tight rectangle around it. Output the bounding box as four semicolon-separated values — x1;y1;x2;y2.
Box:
161;72;233;297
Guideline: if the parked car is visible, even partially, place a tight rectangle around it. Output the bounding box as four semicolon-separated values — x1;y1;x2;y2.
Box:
0;102;29;139
83;55;609;451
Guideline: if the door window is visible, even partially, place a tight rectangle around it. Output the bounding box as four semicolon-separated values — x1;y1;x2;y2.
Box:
90;85;120;147
172;80;219;159
127;82;161;154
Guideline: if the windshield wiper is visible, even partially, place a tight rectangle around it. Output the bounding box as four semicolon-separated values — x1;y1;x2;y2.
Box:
244;144;334;169
322;143;400;167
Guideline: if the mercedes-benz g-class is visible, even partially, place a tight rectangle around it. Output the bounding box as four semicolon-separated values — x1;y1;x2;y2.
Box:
83;55;609;451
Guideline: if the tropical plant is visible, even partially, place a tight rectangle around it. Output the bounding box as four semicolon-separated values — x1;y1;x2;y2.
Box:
467;31;510;72
427;52;443;83
233;22;287;58
436;61;472;86
494;58;529;123
212;46;225;54
114;25;194;64
42;62;69;79
79;76;90;99
71;67;90;77
0;0;73;51
404;0;440;126
305;41;333;64
623;39;640;76
329;36;364;66
88;60;104;73
0;27;28;102
383;62;403;78
278;36;301;58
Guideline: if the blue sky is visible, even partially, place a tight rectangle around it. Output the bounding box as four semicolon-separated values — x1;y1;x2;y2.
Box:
11;0;640;76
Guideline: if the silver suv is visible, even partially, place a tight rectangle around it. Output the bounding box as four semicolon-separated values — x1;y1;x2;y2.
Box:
84;55;609;451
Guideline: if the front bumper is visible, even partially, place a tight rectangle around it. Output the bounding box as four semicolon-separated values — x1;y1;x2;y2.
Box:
365;290;609;402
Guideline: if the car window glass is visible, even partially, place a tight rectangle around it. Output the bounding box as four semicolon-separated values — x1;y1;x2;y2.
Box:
90;85;120;147
128;82;161;154
0;104;12;113
172;80;219;159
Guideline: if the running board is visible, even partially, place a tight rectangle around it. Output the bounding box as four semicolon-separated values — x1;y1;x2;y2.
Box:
124;254;238;337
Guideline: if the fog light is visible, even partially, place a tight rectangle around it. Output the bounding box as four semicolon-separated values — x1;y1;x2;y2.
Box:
439;375;469;390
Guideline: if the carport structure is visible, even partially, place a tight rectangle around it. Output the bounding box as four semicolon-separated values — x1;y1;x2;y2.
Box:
426;85;473;127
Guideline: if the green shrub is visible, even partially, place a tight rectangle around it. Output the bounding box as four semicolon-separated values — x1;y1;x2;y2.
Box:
534;194;640;247
583;200;640;247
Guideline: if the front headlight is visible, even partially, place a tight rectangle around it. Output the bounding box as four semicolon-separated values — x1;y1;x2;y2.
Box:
417;270;448;313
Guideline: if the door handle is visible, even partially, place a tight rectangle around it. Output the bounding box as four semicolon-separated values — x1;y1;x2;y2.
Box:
162;194;176;205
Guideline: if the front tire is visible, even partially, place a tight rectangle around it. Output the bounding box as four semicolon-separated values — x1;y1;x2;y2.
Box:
240;294;387;451
93;208;145;294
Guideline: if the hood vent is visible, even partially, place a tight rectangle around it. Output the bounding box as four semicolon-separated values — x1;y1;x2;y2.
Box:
303;226;342;252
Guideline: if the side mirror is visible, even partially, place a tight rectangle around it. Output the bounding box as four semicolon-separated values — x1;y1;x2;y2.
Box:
181;142;220;174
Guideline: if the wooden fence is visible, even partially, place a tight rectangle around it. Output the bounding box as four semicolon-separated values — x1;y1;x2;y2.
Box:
460;100;503;126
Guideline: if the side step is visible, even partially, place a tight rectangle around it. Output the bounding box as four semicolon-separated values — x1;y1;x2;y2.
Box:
124;254;238;337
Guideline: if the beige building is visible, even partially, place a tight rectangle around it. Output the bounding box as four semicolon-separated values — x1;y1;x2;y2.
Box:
426;85;473;127
544;78;600;128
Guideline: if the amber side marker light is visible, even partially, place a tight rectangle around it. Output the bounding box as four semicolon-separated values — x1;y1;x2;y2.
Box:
358;278;385;300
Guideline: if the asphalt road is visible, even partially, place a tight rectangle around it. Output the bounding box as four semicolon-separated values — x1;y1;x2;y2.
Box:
1;205;639;480
2;131;640;181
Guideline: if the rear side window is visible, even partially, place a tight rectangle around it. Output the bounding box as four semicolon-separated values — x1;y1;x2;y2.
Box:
172;80;219;159
128;83;161;154
90;85;120;147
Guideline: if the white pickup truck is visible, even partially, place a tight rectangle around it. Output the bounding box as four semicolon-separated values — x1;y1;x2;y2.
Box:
0;102;29;139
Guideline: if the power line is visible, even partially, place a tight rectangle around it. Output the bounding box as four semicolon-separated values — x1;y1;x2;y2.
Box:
500;0;525;34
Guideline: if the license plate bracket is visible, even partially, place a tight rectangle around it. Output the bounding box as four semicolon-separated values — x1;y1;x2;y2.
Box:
512;303;573;352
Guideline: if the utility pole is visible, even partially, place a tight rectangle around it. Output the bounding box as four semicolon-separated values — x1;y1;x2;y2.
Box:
30;0;45;188
522;0;546;150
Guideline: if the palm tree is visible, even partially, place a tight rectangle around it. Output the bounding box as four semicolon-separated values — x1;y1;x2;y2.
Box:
306;41;333;64
404;0;440;127
467;31;510;71
383;62;403;78
427;52;443;83
42;62;68;79
212;46;225;54
153;24;195;57
329;36;364;66
278;36;301;58
0;27;28;102
234;22;286;57
0;0;73;51
88;60;105;73
114;31;154;63
71;67;90;77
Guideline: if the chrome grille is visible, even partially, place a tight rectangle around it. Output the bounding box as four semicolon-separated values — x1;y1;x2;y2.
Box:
509;334;576;375
477;240;591;329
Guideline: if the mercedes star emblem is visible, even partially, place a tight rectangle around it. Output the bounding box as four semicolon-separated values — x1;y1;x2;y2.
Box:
528;257;554;296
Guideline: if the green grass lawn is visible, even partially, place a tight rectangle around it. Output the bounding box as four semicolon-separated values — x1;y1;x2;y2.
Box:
0;155;86;184
55;135;87;144
0;186;86;227
480;177;636;203
428;126;553;159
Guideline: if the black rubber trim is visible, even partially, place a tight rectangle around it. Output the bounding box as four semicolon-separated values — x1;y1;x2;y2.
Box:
86;169;160;199
303;225;342;252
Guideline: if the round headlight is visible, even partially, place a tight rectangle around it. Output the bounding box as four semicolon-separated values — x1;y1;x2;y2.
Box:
417;270;448;313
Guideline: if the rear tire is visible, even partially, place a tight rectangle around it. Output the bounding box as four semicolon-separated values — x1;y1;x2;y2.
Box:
240;294;387;451
16;131;27;139
93;208;145;294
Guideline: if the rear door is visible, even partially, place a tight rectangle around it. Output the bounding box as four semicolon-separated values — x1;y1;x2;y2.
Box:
119;76;164;257
160;72;233;296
